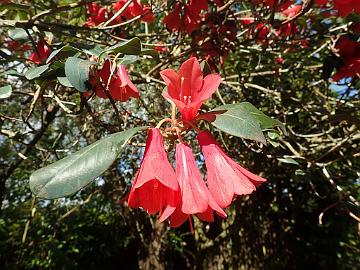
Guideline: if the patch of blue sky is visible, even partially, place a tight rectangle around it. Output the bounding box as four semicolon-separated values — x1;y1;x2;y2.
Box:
329;77;359;98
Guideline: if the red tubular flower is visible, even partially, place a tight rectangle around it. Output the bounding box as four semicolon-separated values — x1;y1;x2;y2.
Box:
160;57;221;121
28;41;51;64
332;57;360;81
160;143;226;227
333;0;359;17
112;0;154;23
164;3;181;31
94;59;139;101
198;131;266;208
128;128;179;215
85;3;107;26
154;43;168;53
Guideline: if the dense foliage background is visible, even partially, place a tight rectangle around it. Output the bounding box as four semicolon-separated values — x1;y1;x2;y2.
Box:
0;0;359;269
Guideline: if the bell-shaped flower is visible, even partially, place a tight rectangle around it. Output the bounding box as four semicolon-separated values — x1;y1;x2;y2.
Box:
84;3;107;26
92;59;139;102
128;128;179;215
198;131;266;208
28;41;51;65
160;142;226;227
160;57;221;121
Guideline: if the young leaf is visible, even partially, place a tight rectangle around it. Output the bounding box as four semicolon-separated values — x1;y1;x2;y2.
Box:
0;85;12;99
29;127;146;199
25;64;49;80
64;57;96;92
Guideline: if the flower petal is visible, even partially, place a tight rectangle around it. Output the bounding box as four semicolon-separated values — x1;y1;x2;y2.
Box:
176;143;208;214
178;57;203;100
195;73;221;101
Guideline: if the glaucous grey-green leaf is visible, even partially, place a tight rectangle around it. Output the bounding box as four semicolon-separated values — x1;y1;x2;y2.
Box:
46;45;80;64
211;104;266;144
25;64;49;80
0;85;12;99
57;77;73;87
235;102;287;134
29;127;146;199
64;57;95;92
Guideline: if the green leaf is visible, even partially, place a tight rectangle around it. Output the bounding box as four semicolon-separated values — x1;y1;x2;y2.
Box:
105;37;142;56
46;45;80;64
140;49;160;61
64;57;95;92
7;28;31;40
278;157;300;165
118;55;139;65
236;102;287;134
0;3;30;11
210;104;267;144
0;85;12;99
25;64;49;80
29;127;146;199
57;77;73;87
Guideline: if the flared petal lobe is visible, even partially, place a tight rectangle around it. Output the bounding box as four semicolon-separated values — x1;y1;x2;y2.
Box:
128;128;178;215
176;143;209;214
159;143;226;227
198;131;266;208
160;57;221;121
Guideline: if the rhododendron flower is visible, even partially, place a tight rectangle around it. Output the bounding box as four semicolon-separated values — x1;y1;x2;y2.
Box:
154;43;168;53
332;36;360;81
128;128;179;214
335;36;360;60
84;3;107;26
91;60;139;101
5;40;30;52
160;57;221;121
332;57;360;81
198;131;266;208
164;0;208;34
160;143;226;227
163;3;181;31
28;41;51;64
112;0;154;23
334;0;360;17
282;5;302;18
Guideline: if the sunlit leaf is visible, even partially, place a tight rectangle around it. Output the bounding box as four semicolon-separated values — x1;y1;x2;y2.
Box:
25;64;49;80
0;85;12;99
64;57;96;92
29;127;146;199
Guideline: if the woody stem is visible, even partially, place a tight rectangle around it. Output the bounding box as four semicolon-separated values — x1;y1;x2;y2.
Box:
155;118;172;128
170;101;176;126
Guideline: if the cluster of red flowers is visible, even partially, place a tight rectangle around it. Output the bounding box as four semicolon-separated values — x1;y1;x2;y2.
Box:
331;0;360;17
85;1;154;27
127;58;266;228
5;40;30;52
332;36;360;81
88;59;139;102
241;4;302;44
256;0;360;17
5;39;51;65
28;41;51;65
164;0;210;34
